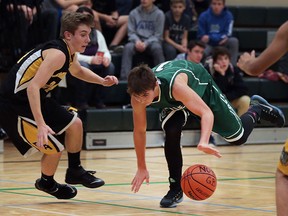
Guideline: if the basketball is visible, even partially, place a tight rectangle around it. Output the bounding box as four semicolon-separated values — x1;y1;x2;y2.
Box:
181;164;217;201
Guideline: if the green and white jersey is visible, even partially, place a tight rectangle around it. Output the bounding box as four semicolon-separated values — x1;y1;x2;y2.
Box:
150;60;215;109
150;60;243;142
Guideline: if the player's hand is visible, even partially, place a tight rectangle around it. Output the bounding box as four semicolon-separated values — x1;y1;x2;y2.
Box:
37;124;55;148
102;75;118;86
237;50;256;75
91;55;103;65
197;143;222;158
131;169;150;193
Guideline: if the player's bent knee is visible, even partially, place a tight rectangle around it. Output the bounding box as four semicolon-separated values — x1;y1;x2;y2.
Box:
229;136;247;146
68;117;83;132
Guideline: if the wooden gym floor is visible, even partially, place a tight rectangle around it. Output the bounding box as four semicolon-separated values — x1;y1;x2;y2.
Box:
0;140;282;216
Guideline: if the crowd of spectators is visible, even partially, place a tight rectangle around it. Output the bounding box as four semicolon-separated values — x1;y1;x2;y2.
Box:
0;0;246;111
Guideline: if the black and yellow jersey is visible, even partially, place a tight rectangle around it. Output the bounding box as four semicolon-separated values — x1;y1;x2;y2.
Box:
0;39;74;100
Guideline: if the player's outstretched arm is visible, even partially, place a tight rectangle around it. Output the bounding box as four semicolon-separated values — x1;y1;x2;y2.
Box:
237;21;288;76
172;73;222;158
130;97;150;192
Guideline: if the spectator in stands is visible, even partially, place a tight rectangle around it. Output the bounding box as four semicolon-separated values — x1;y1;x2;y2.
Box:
115;0;133;16
127;60;285;208
197;0;239;65
67;6;115;110
41;0;102;31
163;0;190;61
2;0;58;54
120;0;165;80
237;20;288;216
158;0;198;29
92;0;128;52
206;46;250;116
175;40;205;63
0;11;118;200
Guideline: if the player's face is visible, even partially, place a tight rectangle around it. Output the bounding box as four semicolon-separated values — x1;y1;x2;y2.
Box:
69;24;91;53
133;90;155;106
187;46;205;63
215;54;230;71
211;0;225;15
170;3;186;17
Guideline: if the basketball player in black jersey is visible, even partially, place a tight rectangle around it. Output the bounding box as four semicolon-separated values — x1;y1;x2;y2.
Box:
0;12;118;199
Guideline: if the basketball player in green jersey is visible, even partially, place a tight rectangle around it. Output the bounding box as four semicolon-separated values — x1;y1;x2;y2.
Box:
0;12;118;199
237;21;288;216
127;59;285;208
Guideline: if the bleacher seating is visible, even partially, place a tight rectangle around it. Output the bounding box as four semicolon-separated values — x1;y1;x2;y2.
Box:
84;77;288;132
1;5;288;150
81;6;288;149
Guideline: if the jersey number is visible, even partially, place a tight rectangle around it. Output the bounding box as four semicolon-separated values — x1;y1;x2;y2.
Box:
155;61;171;72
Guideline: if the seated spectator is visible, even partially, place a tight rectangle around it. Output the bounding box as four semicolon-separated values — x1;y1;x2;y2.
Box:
205;46;250;116
197;0;239;65
156;0;197;28
66;6;115;109
115;0;133;16
41;0;101;31
163;0;190;61
92;0;128;52
175;40;206;64
120;0;165;80
2;0;58;55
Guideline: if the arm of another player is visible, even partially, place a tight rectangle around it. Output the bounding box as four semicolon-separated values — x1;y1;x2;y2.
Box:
130;96;150;193
172;73;222;158
237;21;288;76
70;56;118;86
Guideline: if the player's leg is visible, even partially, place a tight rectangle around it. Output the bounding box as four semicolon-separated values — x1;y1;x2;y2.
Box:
230;94;286;144
160;109;186;208
275;169;288;216
64;116;105;188
207;86;285;144
35;152;77;199
276;140;288;216
0;102;77;199
43;100;105;188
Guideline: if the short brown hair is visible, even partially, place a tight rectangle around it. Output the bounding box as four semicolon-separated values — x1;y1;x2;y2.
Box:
127;64;157;96
170;0;186;6
212;46;231;62
188;40;206;51
60;11;94;38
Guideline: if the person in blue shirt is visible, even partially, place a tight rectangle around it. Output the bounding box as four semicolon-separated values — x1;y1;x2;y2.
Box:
197;0;239;65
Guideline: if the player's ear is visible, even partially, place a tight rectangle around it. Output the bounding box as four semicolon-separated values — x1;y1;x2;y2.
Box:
64;31;73;41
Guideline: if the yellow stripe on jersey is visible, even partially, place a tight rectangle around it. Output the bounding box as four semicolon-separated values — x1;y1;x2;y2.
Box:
17;116;64;155
15;50;43;93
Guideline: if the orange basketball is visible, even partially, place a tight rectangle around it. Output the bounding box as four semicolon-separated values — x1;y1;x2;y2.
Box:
181;164;217;201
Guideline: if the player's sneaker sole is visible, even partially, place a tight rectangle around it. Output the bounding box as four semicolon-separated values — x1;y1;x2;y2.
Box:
35;179;77;199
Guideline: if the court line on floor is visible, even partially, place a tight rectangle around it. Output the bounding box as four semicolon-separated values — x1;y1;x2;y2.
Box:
0;190;201;216
0;176;276;214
